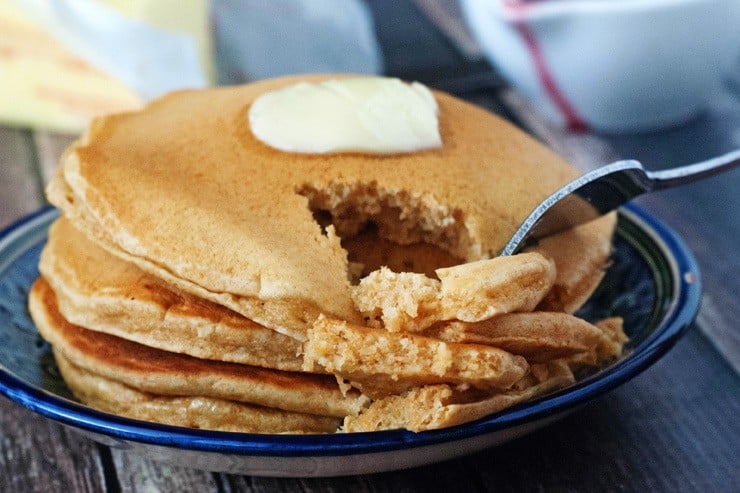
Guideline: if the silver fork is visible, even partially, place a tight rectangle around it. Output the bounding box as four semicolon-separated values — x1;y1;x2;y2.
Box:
500;149;740;256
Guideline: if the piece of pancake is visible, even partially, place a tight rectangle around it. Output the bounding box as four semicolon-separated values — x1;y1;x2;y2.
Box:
303;315;529;398
351;253;556;333
527;213;617;313
565;317;628;369
29;279;368;419
343;361;575;432
46;74;613;339
55;352;340;434
40;216;304;371
423;312;610;363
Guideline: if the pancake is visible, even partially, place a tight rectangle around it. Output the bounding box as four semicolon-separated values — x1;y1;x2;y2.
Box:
36;75;628;433
303;315;529;398
351;253;556;333
47;169;324;341
527;213;618;313
423;312;611;363
40;216;304;371
29;279;368;418
566;317;628;368
343;361;575;432
45;74;613;339
55;352;340;434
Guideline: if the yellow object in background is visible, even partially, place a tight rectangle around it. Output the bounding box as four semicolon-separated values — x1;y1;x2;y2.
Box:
0;2;141;133
99;0;213;84
0;0;212;133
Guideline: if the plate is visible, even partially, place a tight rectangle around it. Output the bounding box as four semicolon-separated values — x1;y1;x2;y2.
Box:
0;205;700;477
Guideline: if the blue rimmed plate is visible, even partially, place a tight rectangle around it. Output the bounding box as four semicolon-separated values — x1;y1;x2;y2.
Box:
0;205;700;477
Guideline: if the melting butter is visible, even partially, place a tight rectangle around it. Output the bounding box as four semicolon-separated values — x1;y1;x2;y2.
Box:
248;77;442;154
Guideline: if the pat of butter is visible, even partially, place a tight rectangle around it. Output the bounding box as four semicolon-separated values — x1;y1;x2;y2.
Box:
248;77;442;154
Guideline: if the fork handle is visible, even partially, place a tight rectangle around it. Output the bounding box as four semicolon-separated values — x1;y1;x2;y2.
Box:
647;149;740;190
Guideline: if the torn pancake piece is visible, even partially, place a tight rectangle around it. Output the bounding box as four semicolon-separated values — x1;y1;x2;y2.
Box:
594;317;629;359
424;312;608;362
303;315;529;396
527;213;617;314
436;253;556;322
343;361;575;432
351;267;441;331
565;317;628;369
352;253;556;332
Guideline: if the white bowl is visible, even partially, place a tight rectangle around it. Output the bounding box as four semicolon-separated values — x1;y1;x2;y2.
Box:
460;0;740;133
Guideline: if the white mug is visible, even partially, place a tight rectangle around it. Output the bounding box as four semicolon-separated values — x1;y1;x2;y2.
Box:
460;0;740;133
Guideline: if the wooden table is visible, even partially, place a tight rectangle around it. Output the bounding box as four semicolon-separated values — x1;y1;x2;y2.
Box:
1;2;739;491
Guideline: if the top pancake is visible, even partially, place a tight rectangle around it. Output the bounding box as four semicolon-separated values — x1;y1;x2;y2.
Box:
40;216;304;371
49;75;592;339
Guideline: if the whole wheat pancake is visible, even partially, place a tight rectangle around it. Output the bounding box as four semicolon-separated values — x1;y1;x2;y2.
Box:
46;74;613;339
55;352;340;434
35;75;628;433
29;279;367;418
40;216;303;371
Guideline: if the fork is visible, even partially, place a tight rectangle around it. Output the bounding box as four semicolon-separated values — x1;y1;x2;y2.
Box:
500;149;740;256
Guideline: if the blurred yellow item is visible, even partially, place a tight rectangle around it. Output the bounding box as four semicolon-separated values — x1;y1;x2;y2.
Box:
0;2;140;132
0;0;212;133
100;0;213;83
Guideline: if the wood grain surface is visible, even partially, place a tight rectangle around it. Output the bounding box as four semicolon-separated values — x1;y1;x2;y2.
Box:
0;399;106;493
0;128;44;229
32;132;76;186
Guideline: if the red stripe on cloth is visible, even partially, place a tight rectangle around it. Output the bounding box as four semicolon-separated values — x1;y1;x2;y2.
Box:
512;21;589;132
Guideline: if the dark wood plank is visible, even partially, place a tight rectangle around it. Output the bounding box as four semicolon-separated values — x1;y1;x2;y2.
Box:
111;449;220;492
412;0;484;61
218;450;488;492
499;90;622;171
220;475;309;493
1;126;108;492
601;90;740;374
0;398;106;493
33;131;77;186
0;127;44;229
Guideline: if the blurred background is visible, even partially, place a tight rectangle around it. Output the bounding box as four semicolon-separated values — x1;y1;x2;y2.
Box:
1;0;738;134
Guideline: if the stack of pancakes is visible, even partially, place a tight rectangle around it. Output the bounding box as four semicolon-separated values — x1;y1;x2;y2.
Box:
30;75;626;433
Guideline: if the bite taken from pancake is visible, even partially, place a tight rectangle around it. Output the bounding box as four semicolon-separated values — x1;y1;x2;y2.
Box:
34;75;627;434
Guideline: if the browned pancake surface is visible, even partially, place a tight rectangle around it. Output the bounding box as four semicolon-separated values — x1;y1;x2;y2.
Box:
29;279;367;418
55;352;341;434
